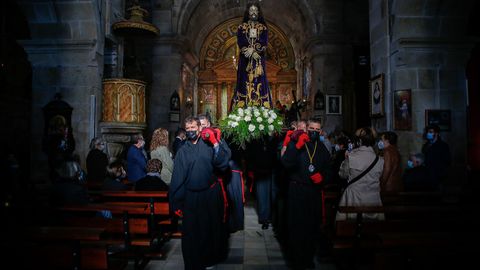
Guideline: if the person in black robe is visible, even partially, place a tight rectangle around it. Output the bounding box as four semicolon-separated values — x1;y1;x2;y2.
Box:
281;118;332;270
226;149;246;233
169;116;231;270
246;135;278;229
199;113;245;233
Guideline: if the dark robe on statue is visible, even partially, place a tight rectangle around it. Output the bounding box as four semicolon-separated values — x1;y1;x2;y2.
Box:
232;14;272;108
169;139;231;270
281;139;332;269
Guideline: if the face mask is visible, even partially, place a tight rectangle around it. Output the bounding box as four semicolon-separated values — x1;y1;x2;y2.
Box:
334;144;341;152
308;131;319;141
426;132;434;141
407;160;414;169
347;143;353;152
319;135;325;142
377;140;385;150
186;130;198;141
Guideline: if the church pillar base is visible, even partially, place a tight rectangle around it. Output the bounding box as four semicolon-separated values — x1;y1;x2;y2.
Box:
100;122;147;162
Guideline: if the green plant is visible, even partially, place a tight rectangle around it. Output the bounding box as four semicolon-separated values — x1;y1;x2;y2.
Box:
219;105;284;148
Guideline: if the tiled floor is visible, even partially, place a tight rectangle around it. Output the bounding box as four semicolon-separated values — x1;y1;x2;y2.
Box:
135;199;337;270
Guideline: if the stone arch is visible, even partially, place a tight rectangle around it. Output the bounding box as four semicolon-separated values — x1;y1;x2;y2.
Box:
199;17;295;71
176;0;317;55
196;17;297;121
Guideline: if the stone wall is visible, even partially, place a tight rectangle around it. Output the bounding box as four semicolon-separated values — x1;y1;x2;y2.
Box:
369;0;475;170
18;0;123;181
165;0;370;135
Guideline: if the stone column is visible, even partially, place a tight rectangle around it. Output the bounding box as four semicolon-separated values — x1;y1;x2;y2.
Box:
150;37;184;135
306;36;347;133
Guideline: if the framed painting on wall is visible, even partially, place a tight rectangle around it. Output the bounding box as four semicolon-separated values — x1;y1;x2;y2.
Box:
314;91;325;110
326;95;342;115
425;110;451;131
393;89;412;130
369;73;384;117
170;91;180;111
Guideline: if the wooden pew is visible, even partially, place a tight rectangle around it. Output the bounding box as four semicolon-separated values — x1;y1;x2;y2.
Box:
99;191;176;239
59;203;153;246
59;194;171;266
330;203;477;269
2;226;125;270
373;231;479;269
101;191;168;199
58;202;164;267
380;191;453;205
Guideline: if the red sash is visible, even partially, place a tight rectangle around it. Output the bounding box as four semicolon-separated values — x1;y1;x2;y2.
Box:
211;178;229;223
231;169;246;203
321;190;326;225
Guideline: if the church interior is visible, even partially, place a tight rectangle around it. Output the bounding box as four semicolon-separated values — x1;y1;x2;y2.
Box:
1;0;480;269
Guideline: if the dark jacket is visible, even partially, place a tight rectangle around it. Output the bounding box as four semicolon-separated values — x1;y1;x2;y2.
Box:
246;136;278;176
135;173;169;191
103;177;130;191
172;137;185;158
126;145;147;182
403;166;432;191
422;138;451;187
86;149;108;182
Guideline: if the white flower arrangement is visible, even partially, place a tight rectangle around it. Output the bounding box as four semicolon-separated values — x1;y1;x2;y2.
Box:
220;105;285;148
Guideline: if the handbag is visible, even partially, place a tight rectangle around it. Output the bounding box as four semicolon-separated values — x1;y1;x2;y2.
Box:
343;155;379;190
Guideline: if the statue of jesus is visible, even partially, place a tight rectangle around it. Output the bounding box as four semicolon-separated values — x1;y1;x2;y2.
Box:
231;3;272;109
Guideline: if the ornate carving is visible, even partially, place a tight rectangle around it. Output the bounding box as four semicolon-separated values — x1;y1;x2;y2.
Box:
198;17;297;119
199;17;295;72
112;4;159;36
102;78;146;123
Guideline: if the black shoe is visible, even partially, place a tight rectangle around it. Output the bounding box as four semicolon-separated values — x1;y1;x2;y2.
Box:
261;223;269;230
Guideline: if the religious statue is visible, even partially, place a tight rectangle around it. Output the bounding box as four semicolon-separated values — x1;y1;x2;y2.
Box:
231;3;272;109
